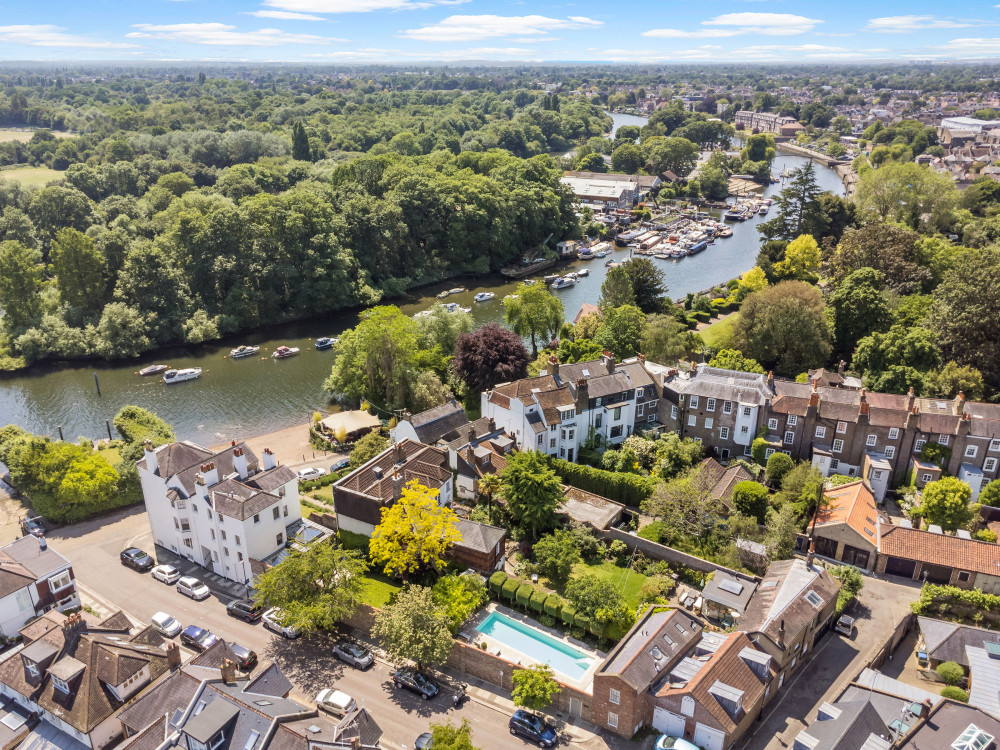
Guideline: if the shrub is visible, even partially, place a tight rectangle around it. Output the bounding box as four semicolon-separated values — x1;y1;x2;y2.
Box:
765;452;795;486
639;575;676;604
560;603;577;625
731;481;769;523
977;529;998;543
502;578;520;601
638;521;665;543
515;583;535;608
544;594;565;618
530;589;549;613
941;686;969;702
549;458;656;506
608;539;628;561
337;530;370;557
574;613;592;632
540;614;556;627
489;571;508;593
937;661;965;686
751;437;769;466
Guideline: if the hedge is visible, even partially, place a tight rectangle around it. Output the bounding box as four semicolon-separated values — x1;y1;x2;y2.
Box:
502;578;520;601
693;311;711;323
489;571;508;594
941;686;969;702
530;589;549;613
515;583;535;608
561;604;577;625
574;613;592;631
549;458;656;507
911;583;1000;626
544;594;565;618
337;530;370;556
638;521;665;543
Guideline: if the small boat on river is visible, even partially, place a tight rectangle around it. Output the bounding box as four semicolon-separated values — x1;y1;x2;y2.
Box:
436;291;450;299
576;268;590;277
550;277;576;290
272;346;299;359
315;338;337;350
230;345;259;358
163;368;201;384
474;292;495;302
139;364;169;376
449;287;466;295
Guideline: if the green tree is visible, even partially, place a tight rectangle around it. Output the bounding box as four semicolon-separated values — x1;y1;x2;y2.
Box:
533;529;581;585
565;573;633;633
923;361;985;401
655;432;705;479
370;480;461;579
643;136;699;178
731;481;768;523
621;257;668;313
641;314;689;364
827;268;891;359
773;234;820;280
937;661;965;687
830;224;930;295
736;266;768;302
831;564;864;615
735;281;831;375
758;161;822;242
594;304;646;359
92;303;151;359
373;585;453;670
511;664;561;712
504;282;564;357
919;477;976;531
500;451;563;539
611;143;643;174
291;121;311;161
708;349;765;374
428;720;480;750
0;240;43;334
113;405;175;462
348;430;389;468
979;479;1000;509
432;573;488;634
49;228;105;312
253;543;368;632
856;160;957;232
642;464;719;538
599;266;636;309
853;325;939;392
765;452;795;487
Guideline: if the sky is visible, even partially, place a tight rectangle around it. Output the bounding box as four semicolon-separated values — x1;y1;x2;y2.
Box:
1;1;1000;64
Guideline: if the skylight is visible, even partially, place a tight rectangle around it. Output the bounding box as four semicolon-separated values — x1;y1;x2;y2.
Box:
194;701;207;716
805;591;824;608
719;579;744;596
244;730;261;750
952;724;995;750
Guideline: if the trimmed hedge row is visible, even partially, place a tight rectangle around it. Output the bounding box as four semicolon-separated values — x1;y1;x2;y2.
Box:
486;571;608;638
549;458;656;507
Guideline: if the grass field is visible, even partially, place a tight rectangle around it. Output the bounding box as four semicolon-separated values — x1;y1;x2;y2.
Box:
570;560;649;610
359;571;402;608
0;166;65;187
0;129;72;144
700;313;740;349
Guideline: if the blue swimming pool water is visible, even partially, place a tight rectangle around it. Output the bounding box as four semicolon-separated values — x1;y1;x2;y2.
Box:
475;612;594;681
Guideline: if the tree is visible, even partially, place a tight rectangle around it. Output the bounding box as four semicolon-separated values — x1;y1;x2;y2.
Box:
758;161;821;242
773;234;820;281
511;665;561;713
736;267;768;302
923;361;985;401
452;323;529;393
599;267;636;309
0;240;42;334
919;477;976;531
621;257;668;313
410;371;453;412
478;472;501;510
731;481;768;523
253;543;368;632
576;153;606;173
642;464;719;539
765;452;795;487
348;430;389;468
611;143;643;174
291;121;311;161
500;451;562;539
373;585;453;669
735;281;831;375
655;432;704;479
428;720;480;750
49;228;105;312
979;479;1000;509
644;136;699;178
831;564;864;615
856;160;957;232
708;349;764;374
113;405;176;461
565;573;633;633
417;304;474;361
830;224;930;295
432;573;488;634
853;325;939;392
641;314;688;364
92;303;152;359
594;304;646;360
827;268;891;359
370;480;461;579
533;529;581;585
504;282;564;357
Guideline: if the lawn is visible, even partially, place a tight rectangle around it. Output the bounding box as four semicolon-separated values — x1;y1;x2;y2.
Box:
309;484;334;503
0;129;72;143
570;560;649;610
359;571;402;608
700;313;740;349
0;166;65;187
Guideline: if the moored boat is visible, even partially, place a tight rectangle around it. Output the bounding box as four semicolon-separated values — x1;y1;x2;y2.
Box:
163;368;201;384
550;277;576;289
448;287;466;295
436;291;450;299
576;268;590;277
272;346;299;359
315;338;337;350
474;292;495;302
139;364;169;376
230;345;259;358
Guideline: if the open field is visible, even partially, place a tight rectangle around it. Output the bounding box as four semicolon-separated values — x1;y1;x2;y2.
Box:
0;166;65;187
0;129;72;143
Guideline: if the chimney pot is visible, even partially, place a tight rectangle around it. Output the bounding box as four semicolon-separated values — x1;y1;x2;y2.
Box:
221;658;236;685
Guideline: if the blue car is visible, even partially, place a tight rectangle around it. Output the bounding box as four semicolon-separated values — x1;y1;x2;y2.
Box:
508;709;557;747
655;736;701;750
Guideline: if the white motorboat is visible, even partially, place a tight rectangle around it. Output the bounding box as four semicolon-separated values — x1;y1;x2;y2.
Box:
550;277;576;289
576;268;590;277
163;368;202;384
474;292;495;302
229;345;259;358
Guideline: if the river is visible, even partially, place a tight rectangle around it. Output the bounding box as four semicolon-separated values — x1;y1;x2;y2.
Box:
0;113;846;446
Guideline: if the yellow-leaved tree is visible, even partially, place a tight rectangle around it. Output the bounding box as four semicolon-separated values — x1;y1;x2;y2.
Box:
774;234;821;281
370;480;461;579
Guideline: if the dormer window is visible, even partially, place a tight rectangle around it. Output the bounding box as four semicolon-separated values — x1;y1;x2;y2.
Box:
52;676;69;694
26;663;39;679
210;731;226;750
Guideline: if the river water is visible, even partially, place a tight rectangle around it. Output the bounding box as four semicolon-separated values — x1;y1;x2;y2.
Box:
0;114;845;445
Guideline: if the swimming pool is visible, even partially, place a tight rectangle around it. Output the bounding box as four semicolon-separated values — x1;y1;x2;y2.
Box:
475;611;595;682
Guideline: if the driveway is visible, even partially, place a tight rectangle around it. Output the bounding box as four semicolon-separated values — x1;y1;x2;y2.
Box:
738;574;922;750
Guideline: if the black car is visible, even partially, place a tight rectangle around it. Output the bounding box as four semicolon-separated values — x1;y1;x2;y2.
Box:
230;643;258;671
391;668;439;700
331;458;350;472
120;547;154;571
226;599;263;622
20;517;44;538
509;710;558;748
180;625;219;652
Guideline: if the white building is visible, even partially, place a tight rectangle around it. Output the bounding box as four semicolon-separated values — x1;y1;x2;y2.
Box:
940;116;1000;133
137;441;300;586
0;535;79;638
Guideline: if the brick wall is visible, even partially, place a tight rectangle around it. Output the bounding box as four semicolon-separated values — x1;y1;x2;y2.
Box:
597;527;756;581
592;673;646;737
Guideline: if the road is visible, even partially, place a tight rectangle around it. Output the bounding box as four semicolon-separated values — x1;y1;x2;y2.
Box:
44;506;636;750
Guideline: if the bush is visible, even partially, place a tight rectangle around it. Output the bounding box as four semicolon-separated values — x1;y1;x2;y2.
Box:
941;686;969;702
937;661;965;686
540;614;556;627
977;529;998;543
731;481;769;524
502;578;520;601
638;521;665;543
608;539;628;561
751;437;769;466
530;589;549;613
549;458;656;506
639;576;676;604
560;603;577;625
765;452;795;486
337;530;370;557
574;613;592;632
544;594;565;618
515;583;535;608
489;571;508;593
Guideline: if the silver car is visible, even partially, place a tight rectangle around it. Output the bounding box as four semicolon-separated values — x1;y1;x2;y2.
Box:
151;611;183;638
177;576;211;601
152;564;181;585
262;607;301;639
333;640;374;670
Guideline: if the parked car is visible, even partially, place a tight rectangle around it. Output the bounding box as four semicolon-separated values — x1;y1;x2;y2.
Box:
20;516;44;538
414;733;433;750
180;625;219;652
151;564;181;584
655;737;701;750
150;611;183;638
120;547;154;572
508;710;557;748
262;607;300;639
315;689;357;718
177;576;211;601
835;614;856;638
392;668;439;700
230;643;258;671
330;458;350;472
333;640;374;670
297;467;326;482
226;599;263;622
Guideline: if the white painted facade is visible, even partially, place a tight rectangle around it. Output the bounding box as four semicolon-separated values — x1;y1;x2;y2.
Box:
0;538;78;639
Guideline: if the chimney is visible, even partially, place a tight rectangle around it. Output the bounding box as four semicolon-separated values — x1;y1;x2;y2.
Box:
143;440;158;474
859;389;870;417
395;442;406;465
808;380;819;409
488;417;496;433
837;360;845;377
906;386;915;411
637;353;645;363
767;370;774;391
392;471;404;500
465;445;476;466
777;620;786;649
602;350;615;374
403;409;412;422
232;447;248;480
38;538;47;551
200;462;218;488
62;611;86;637
195;473;205;486
467;426;476;446
220;658;236;685
166;643;181;671
956;390;966;416
915;699;932;718
262;448;276;471
548;355;559;380
575;378;589;412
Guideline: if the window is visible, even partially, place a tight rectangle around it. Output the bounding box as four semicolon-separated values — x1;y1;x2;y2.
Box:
743;406;752;417
694;437;703;444
550;424;556;432
690;395;700;409
613;407;622;421
914;439;926;454
210;529;215;540
888;428;899;440
607;712;618;729
180;520;190;532
212;551;219;562
648;415;655;423
723;401;733;414
681;696;695;717
550;438;556;448
48;570;72;592
596;414;603;429
992;439;1000;453
831;459;840;470
647;399;658;412
192;504;198;514
237;552;244;562
884;446;896;459
688;415;697;427
235;535;241;546
253;514;260;524
223;547;229;557
26;662;39;679
921;473;933;482
221;530;226;540
561;429;566;440
609;688;620;705
939;435;950;446
815;426;826;439
958;571;971;582
784;431;795;445
705;418;714;430
276;533;283;546
741;426;749;435
283;504;289;517
706;398;716;412
744;445;752;456
986;458;998;472
183;539;193;549
210;732;226;750
832;439;844;453
671;405;678;420
569;429;575;440
720;427;730;440
206;510;212;520
872;470;883;481
610;426;623;438
768;418;779;431
966;445;979;459
837;421;847;434
537;434;543;447
765;448;775;459
721;449;730;459
788;415;798;426
866;434;877;447
637;403;644;417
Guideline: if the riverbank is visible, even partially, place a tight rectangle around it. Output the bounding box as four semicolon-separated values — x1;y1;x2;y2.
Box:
776;141;856;196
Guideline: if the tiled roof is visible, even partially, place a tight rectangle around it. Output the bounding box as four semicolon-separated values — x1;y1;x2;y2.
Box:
816;480;878;545
699;458;756;509
599;608;702;690
918;617;1000;667
173;443;259;495
878;524;1000;576
454;519;506;554
740;559;840;647
408;399;471;444
139;441;211;477
244;466;296;493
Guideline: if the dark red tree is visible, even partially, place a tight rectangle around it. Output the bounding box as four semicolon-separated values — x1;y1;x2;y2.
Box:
452;323;529;394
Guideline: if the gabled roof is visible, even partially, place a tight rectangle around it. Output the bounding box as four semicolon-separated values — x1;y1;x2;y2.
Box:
666;365;773;406
918;617;1000;668
740;559;840;648
816;480;878;545
698;458;756;509
454;519;506;555
407;399;471;444
0;535;71;581
878;525;1000;576
598;607;702;691
793;699;890;750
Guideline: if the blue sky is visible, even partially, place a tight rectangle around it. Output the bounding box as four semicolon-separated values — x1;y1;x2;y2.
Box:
0;1;999;63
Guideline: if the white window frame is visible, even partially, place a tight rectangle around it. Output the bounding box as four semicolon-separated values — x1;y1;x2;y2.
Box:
720;426;730;440
888;428;899;441
690;395;700;409
832;439;844;453
991;439;1000;453
787;415;798;426
723;401;733;414
26;663;39;679
784;431;794;445
966;445;979;459
921;473;933;483
830;458;840;470
743;406;752;417
671;405;678;420
609;688;620;705
884;446;895;460
706;398;716;412
765;448;775;459
768;418;779;431
647;399;658;412
815;426;826;439
939;435;950;446
48;570;72;591
688;415;697;427
986;457;998;473
705;418;714;430
607;712;618;729
637;403;644;417
914;439;926;454
836;421;847;434
866;434;877;447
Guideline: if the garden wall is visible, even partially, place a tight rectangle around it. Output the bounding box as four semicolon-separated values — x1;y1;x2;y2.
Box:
867;611;914;670
597;527;757;582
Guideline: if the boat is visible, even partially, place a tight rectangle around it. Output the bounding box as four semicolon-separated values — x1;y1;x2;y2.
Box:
523;279;537;286
577;249;595;260
229;345;259;358
689;240;708;255
449;288;466;295
654;253;670;260
436;291;450;299
501;257;556;279
550;277;576;289
543;274;560;284
315;338;337;350
723;208;744;221
563;272;579;280
594;250;607;258
576;268;590;277
272;346;300;359
138;364;169;376
719;227;733;238
758;205;769;215
163;368;201;384
474;292;495;302
442;302;472;314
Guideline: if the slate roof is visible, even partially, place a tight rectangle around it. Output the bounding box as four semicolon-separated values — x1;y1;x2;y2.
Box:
139;441;212;477
740;558;840;649
117;671;199;733
698;458;755;509
337;440;450;500
878;525;1000;576
701;571;757;614
210;479;282;522
793;699;890;750
244;466;297;494
918;617;1000;668
599;607;702;691
454;519;506;554
407;399;471;444
816;480;878;546
0;535;72;581
667;365;773;406
966;645;1000;718
897;700;1000;749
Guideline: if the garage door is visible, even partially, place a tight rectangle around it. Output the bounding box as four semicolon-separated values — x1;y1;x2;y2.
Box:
652;708;686;737
883;556;916;578
923;564;952;584
693;724;726;750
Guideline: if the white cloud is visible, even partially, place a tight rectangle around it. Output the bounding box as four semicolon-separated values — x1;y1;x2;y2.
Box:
305;46;545;60
866;15;974;33
934;37;1000;56
399;14;601;41
246;10;326;20
263;0;469;13
644;12;822;39
0;24;138;48
127;22;344;45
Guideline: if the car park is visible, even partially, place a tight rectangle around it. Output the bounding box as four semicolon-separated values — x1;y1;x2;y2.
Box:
835;614;856;638
226;599;263;622
151;564;181;584
508;710;557;747
151;612;183;638
315;689;357;718
177;576;211;601
262;607;301;639
120;547;154;571
297;467;326;482
333;640;374;670
180;625;219;652
391;667;439;700
230;643;258;671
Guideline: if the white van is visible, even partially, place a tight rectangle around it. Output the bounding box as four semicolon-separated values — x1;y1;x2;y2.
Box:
315;689;357;718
